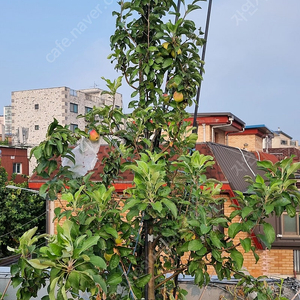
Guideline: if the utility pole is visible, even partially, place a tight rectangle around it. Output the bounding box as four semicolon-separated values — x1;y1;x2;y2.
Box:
192;0;213;133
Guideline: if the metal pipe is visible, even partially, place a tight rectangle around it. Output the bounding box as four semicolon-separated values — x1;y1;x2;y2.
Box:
211;117;233;143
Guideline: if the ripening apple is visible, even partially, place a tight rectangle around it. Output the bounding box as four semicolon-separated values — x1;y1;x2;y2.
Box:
162;93;170;103
173;91;184;103
162;42;170;50
171;48;182;58
88;129;100;142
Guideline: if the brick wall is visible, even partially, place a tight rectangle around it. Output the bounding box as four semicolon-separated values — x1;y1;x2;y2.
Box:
228;134;263;151
225;198;294;278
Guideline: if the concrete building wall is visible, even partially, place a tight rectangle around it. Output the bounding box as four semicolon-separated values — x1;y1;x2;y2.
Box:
11;87;122;148
12;87;67;147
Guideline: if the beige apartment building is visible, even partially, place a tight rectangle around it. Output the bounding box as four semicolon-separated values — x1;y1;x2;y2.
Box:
11;87;122;147
11;86;122;173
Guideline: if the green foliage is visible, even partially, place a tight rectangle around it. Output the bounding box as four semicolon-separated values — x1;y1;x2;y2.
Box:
0;138;9;146
233;157;300;249
0;166;46;259
8;0;300;299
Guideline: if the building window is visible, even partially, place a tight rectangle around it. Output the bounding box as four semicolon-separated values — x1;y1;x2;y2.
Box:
290;141;297;146
282;213;300;236
70;89;77;97
35;125;39;130
280;140;288;145
70;103;78;113
13;163;22;174
115;105;120;109
85;106;92;114
70;124;78;132
34;104;39;109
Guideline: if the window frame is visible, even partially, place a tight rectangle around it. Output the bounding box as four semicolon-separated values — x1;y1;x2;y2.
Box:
13;163;22;174
70;103;78;113
282;213;300;237
34;104;39;109
70;89;77;97
85;106;92;114
35;125;39;130
70;124;78;132
255;213;300;249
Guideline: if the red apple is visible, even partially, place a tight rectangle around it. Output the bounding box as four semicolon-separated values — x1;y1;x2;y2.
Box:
173;91;184;103
88;129;100;142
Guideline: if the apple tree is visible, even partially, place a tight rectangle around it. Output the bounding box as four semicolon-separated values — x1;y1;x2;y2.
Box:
7;0;300;300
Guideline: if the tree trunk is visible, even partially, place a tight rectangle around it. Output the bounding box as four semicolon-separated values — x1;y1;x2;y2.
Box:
147;223;155;300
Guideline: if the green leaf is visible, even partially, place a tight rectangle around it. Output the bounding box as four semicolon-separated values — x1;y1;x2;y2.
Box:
230;249;244;270
118;247;133;257
228;223;242;239
241;207;253;219
188;261;198;274
68;271;80;289
162;198;177;218
93;275;107;293
255;174;264;184
188;239;203;251
135;274;152;287
109;253;120;269
103;226;119;239
161;228;176;237
151;201;163;212
212;249;222;262
200;224;211;234
77;236;100;255
210;232;223;249
194;268;204;285
49;276;59;300
89;255;107;269
263;223;275;245
240;238;251;253
28;259;56;269
122;199;141;212
49;243;63;256
162;58;173;68
107;271;123;286
263;204;274;215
